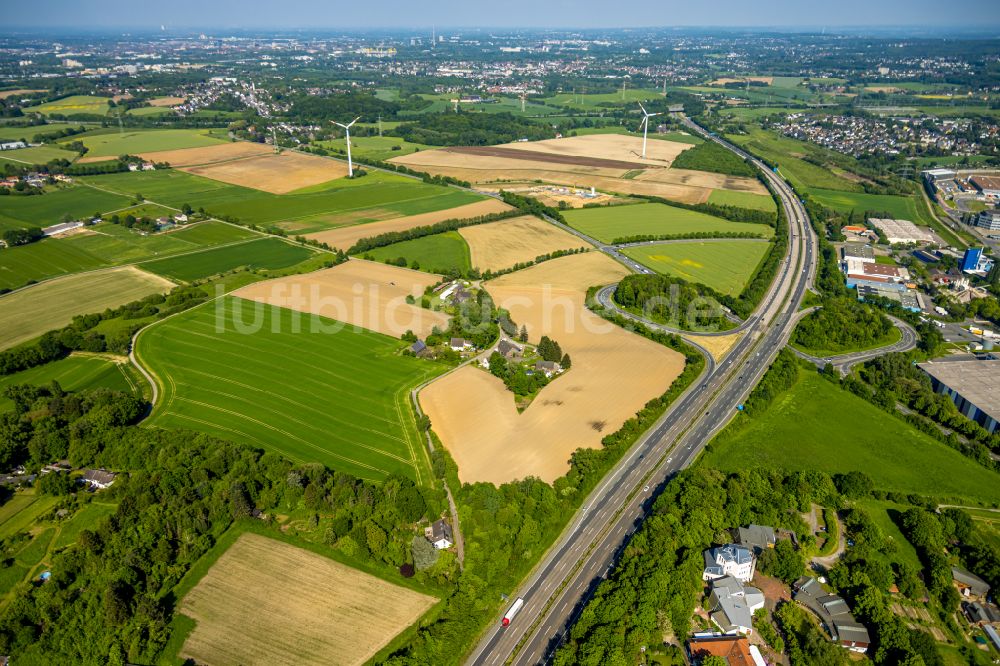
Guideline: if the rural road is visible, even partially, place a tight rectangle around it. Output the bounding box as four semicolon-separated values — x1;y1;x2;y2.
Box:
464;115;819;666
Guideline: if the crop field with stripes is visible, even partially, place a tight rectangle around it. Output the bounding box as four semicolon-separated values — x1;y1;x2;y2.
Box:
137;297;443;483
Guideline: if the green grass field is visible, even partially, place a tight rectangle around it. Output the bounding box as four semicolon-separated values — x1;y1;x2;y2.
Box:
52;502;117;550
702;372;1000;505
27;95;109;117
0;184;132;233
0;492;58;539
621;240;771;296
318;136;432;162
138;237;315;282
0;145;79;166
807;188;937;227
539;89;664;110
0;221;259;290
70;129;227;158
707;189;777;212
361;231;471;273
126;106;176;117
855;499;924;571
82;169;482;234
564;203;774;243
139;297;444;483
727;129;863;193
0;266;172;350
0;355;137;412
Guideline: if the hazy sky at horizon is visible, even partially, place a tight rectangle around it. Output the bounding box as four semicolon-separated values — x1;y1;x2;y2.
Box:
7;0;1000;31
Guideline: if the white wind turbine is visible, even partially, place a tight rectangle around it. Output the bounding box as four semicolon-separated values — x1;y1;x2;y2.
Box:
637;102;660;159
332;116;361;177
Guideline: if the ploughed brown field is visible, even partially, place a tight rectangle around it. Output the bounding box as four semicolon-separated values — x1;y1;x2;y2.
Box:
178;532;436;666
305;199;514;250
459;215;585;272
419;253;685;484
231;258;449;338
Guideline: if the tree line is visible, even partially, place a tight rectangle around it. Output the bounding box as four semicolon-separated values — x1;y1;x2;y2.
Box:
613;273;734;332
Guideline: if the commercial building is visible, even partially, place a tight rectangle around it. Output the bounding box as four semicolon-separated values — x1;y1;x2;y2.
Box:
869;218;934;245
970;175;1000;198
961;247;994;274
922;168;957;183
855;283;921;312
842;243;875;263
918;360;1000;433
974;211;1000;232
844;259;909;285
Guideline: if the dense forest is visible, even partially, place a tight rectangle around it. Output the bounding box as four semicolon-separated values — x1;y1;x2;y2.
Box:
614;273;733;331
670;140;757;178
391;111;555;146
792;297;896;354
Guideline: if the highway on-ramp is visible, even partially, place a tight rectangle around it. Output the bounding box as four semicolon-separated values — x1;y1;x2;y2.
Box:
464;115;818;666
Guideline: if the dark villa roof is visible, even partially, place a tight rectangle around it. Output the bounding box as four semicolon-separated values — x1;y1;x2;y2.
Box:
430;519;452;542
410;340;427;353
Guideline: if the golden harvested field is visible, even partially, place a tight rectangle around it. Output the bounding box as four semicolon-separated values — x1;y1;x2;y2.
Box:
134;141;272;167
420;253;685;484
688;332;741;362
148;96;185;107
183;151;348;193
179;533;436;666
709;76;774;86
501;134;692;167
232;258;449;338
0;89;44;99
459;215;584;272
305;199;514;250
0;266;174;350
395;150;627;178
635;168;769;194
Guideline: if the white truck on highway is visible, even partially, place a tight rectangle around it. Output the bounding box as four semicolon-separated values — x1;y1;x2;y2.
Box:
502;598;525;627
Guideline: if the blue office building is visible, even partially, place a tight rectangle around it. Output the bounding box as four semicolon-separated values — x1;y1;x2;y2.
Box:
962;247;983;272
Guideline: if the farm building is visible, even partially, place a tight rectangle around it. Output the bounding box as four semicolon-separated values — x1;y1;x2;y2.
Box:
951;566;991;599
42;220;85;237
964;601;1000;625
868;218;934;245
425;519;453;550
918;361;1000;434
703;544;755;583
793;577;871;653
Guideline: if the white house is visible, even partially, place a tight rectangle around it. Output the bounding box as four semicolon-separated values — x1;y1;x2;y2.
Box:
449;337;471;352
81;469;117;490
425;519;453;550
703;544;755;583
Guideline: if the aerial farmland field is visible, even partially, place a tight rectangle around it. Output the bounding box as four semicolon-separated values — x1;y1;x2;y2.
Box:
69;128;227;159
176;532;437;666
0;183;132;233
138;296;445;482
707;189;777;212
621;239;771;296
806;188;937;226
138;237;315;282
458;215;584;271
0;266;174;350
562;202;774;243
361;231;471;273
0;355;138;412
81;169;483;233
26;95;109;117
0;144;79;166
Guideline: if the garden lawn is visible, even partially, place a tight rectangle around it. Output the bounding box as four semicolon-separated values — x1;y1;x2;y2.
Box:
360;231;471;273
562;203;773;243
0;356;137;412
621;239;771;296
707;189;777;213
138;237;314;282
53;503;117;550
701;372;1000;505
69;128;227;158
81;169;482;234
138;297;444;483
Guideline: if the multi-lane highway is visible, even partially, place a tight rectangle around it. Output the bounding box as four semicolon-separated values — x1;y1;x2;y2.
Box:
465;116;818;666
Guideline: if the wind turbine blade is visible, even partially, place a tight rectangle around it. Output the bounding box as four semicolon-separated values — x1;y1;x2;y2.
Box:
638;102;647;115
347;116;361;128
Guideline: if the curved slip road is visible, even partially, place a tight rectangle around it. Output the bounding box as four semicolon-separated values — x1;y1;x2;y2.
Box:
791;314;917;375
464;115;819;666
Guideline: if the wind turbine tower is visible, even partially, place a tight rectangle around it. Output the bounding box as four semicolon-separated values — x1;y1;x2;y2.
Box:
637;103;661;159
332;116;361;177
520;92;526;113
378;114;383;137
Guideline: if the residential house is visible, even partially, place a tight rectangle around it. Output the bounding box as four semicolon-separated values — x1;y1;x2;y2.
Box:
964;600;1000;625
410;339;428;355
734;524;776;554
793;577;871;653
703;544;755;583
424;519;453;550
451;286;472;304
688;635;764;666
449;337;471;352
142;162;156;171
534;360;561;377
706;575;765;636
952;567;990;599
497;339;522;359
81;469;117;490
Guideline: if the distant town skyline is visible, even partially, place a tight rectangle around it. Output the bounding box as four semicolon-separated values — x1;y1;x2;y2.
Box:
7;0;1000;31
